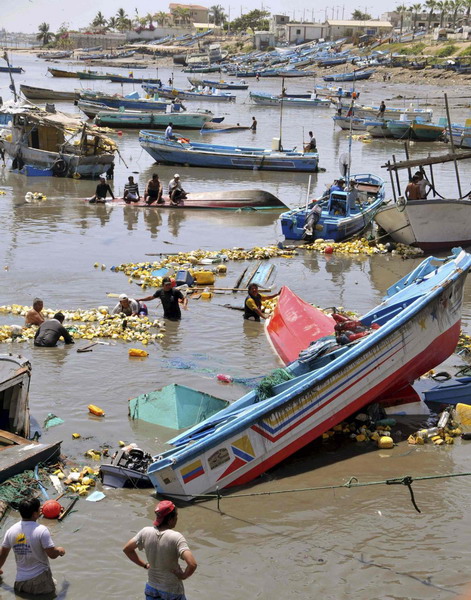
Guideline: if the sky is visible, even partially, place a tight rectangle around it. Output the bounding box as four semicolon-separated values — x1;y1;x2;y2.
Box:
2;0;391;34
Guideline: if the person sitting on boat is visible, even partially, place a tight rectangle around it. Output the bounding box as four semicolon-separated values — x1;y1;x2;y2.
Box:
145;173;164;206
347;178;359;209
414;170;431;199
25;298;45;327
330;177;346;193
165;122;174;140
112;294;140;317
123;176;140;203
250;116;257;132
168;174;187;206
243;283;280;322
305;131;317;153
405;176;421;201
34;313;74;347
89;175;115;203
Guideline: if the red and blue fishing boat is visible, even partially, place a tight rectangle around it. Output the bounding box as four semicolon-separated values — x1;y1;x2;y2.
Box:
147;249;471;500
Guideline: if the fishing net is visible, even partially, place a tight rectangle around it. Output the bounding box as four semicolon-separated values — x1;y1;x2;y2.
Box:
256;368;294;402
0;470;49;509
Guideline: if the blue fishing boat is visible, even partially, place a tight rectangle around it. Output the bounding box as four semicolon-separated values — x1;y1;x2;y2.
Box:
139;132;319;172
142;83;236;102
279;173;385;241
146;249;471;500
187;77;249;90
323;69;375;82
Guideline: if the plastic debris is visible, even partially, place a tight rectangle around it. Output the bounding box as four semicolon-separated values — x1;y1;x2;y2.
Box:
86;491;106;502
43;413;64;430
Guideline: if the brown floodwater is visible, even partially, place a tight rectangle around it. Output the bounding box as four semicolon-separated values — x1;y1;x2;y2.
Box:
0;53;470;599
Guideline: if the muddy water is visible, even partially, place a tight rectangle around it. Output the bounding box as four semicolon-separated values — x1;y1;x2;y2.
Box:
0;53;470;599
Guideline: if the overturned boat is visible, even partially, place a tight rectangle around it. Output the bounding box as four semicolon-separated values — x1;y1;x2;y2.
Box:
147;249;471;500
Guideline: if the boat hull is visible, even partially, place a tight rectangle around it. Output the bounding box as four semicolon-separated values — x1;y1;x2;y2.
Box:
139;132;319;173
20;85;80;101
95;110;212;129
148;254;470;499
375;199;471;250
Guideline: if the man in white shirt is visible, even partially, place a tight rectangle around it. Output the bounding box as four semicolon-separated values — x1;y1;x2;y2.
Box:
168;174;187;205
165;122;174;140
0;497;65;596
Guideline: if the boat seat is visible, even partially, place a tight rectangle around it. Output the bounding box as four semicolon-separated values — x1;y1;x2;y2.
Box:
328;191;348;216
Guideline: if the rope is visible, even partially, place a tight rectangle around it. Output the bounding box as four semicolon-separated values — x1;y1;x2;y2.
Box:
172;470;471;515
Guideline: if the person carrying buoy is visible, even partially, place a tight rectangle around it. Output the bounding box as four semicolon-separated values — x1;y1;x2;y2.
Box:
0;497;65;596
243;283;280;322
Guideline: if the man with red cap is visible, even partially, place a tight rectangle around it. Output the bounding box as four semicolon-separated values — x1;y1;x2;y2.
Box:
123;500;197;600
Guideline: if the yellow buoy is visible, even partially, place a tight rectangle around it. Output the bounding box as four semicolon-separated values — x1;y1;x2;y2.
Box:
378;436;394;449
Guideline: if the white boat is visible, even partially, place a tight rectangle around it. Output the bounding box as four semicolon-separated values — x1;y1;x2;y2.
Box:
339;102;433;123
147;249;471;500
375;150;471;250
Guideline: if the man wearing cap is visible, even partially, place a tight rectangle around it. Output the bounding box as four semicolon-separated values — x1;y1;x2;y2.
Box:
123;500;197;600
330;178;346;193
111;294;140;317
168;175;187;206
89;175;115;203
138;277;187;321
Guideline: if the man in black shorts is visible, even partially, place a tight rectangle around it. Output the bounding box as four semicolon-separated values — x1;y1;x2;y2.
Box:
137;277;188;321
144;173;163;205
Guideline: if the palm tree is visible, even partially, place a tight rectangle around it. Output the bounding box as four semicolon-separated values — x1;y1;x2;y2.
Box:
424;0;437;29
145;13;154;27
37;22;53;46
92;11;107;28
436;0;450;26
155;11;169;26
107;16;118;31
449;0;464;25
395;4;408;33
209;5;227;26
116;8;129;31
172;6;191;25
463;0;471;24
411;3;423;29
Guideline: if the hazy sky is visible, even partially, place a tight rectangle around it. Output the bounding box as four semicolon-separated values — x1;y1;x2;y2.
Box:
3;0;391;34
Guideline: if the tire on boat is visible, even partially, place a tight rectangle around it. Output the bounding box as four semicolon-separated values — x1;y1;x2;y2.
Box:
52;158;68;177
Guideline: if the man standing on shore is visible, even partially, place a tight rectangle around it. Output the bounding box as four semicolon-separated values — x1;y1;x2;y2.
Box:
0;497;65;596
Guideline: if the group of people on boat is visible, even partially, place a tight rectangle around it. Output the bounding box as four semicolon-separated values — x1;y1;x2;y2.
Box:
89;173;187;206
405;170;431;200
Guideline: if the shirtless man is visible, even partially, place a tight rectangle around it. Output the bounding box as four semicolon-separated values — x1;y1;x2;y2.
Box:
25;298;45;327
145;173;164;206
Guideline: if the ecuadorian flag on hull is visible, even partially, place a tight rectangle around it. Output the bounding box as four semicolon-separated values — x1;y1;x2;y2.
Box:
181;459;205;484
218;435;255;481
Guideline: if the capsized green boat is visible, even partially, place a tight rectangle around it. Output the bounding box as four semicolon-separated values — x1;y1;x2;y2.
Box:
128;384;229;429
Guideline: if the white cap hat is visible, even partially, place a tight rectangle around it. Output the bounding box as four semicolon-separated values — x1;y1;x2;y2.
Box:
119;294;128;301
174;173;180;178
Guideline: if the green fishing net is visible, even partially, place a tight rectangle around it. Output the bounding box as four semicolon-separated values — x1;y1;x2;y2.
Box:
256;368;294;402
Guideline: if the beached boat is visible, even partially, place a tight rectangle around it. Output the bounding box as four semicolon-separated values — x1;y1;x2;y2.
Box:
265;287;335;365
182;65;221;73
0;106;116;178
103;189;287;210
139;132;319;172
410;121;445;141
366;121;395;138
250;92;331;108
47;67;79;78
323;69;375;82
94;109;213;129
147;248;471;500
143;84;236;103
77;71;115;80
280;173;385;241
375;151;471;250
314;85;358;98
333;116;369;131
450;124;471;148
20;84;80;101
200;122;250;133
37;51;73;59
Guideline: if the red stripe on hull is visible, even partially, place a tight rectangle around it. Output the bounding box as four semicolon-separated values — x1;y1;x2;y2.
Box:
227;320;461;487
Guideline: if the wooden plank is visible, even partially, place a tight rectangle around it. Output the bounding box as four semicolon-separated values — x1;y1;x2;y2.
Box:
382;150;471;171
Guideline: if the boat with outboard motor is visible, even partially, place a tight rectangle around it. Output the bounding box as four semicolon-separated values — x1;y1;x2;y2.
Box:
280;173;385;242
146;249;471;500
139;132;319;172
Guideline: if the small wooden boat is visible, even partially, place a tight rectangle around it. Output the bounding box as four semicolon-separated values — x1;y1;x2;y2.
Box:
20;84;80;101
265;287;335;365
94;109;213;129
250;92;331;108
0;354;32;438
182;65;221;73
333;116;369;131
323;69;375;82
146;249;471;500
410;121;445;141
188;77;249;90
47;67;79;78
139;132;319;173
0;431;61;485
37;50;73;59
280;173;385;242
77;70;115;80
80;91;182;112
108;75;162;84
340;102;433;123
100;189;288;210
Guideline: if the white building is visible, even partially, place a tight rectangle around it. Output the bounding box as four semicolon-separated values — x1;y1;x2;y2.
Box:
326;20;393;40
285;23;326;44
